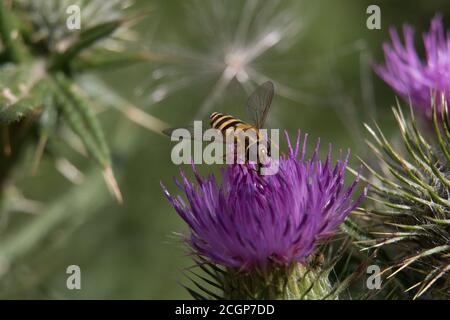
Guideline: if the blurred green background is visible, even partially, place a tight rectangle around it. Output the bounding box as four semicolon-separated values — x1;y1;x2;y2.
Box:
1;0;449;299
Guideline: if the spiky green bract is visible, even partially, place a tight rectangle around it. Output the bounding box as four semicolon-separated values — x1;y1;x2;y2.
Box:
358;97;449;299
0;1;144;200
188;261;332;300
186;241;363;300
0;0;136;124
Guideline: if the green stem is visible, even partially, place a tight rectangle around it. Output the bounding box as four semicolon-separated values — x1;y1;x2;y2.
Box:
0;1;29;63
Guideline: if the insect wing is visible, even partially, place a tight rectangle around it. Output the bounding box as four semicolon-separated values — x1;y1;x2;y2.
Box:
246;81;274;129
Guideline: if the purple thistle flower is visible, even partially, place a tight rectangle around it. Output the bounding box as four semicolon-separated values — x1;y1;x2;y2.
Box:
375;14;450;118
161;131;368;271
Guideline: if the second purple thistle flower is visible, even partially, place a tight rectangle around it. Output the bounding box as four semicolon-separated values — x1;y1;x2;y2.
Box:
375;14;450;118
161;131;368;272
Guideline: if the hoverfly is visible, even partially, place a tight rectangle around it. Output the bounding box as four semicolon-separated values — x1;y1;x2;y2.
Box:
163;81;275;173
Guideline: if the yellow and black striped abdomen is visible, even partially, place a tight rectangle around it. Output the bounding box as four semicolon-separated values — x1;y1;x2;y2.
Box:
209;112;269;165
210;112;250;132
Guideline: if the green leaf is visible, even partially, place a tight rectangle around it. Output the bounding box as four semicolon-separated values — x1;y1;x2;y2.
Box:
54;73;109;159
0;1;29;63
50;73;122;203
50;73;110;167
0;62;46;123
49;20;122;71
